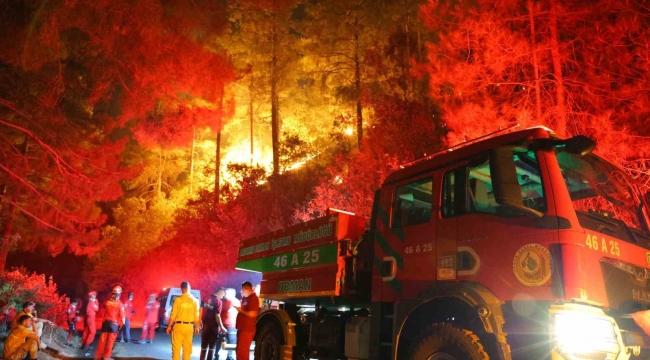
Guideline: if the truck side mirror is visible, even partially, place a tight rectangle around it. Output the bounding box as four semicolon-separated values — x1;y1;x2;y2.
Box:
489;147;543;218
532;135;596;156
564;135;596;156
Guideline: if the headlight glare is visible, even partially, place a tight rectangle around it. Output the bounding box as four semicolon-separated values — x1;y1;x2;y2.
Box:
553;312;619;359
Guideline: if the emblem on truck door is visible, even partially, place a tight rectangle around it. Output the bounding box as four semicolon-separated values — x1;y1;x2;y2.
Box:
513;244;552;286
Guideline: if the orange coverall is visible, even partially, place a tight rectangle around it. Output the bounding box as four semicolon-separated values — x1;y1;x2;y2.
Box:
82;298;99;347
95;299;124;360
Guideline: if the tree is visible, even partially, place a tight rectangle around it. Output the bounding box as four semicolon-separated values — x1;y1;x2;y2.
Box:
301;0;377;147
0;1;131;270
419;0;650;189
221;0;301;175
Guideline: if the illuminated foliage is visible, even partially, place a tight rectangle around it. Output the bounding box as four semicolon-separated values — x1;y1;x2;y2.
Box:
0;268;69;325
4;0;649;298
419;0;650;191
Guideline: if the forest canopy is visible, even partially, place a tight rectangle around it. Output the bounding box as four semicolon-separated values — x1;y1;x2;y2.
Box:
0;0;649;294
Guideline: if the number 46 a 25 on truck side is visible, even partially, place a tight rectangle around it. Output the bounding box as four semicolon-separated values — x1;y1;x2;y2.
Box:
235;126;650;360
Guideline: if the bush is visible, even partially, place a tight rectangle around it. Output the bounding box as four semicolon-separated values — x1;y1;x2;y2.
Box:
0;268;69;326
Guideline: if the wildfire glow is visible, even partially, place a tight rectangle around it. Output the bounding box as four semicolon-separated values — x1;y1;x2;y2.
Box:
344;127;354;136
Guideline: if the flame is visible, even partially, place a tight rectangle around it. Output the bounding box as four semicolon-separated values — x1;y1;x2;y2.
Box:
193;137;319;194
344;127;354;136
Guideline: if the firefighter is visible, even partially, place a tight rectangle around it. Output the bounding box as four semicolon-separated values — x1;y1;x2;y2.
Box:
118;292;134;342
66;299;80;343
218;288;240;360
81;291;99;350
95;285;125;360
200;289;227;360
235;282;259;360
139;293;160;344
166;281;200;360
11;301;50;341
4;314;41;360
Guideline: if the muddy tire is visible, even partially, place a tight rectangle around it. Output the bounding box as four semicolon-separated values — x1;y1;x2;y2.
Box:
407;323;490;360
254;321;283;360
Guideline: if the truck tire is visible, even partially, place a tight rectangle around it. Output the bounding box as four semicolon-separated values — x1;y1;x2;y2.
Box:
255;321;282;360
407;323;490;360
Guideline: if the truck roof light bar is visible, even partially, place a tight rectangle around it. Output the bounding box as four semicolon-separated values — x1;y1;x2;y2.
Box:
400;123;533;169
326;208;356;216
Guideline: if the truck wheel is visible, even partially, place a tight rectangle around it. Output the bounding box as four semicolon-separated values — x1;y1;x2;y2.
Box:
407;323;489;360
255;321;282;360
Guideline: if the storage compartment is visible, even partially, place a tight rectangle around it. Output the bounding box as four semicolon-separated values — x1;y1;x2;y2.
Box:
308;314;347;358
345;316;370;360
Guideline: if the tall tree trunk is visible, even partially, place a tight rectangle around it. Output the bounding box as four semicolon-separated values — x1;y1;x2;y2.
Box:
0;185;6;217
249;74;255;165
0;137;28;272
354;18;363;148
527;0;542;123
0;186;20;272
215;131;221;206
417;26;422;62
215;85;225;208
189;127;196;195
549;0;567;137
271;18;280;175
156;151;163;197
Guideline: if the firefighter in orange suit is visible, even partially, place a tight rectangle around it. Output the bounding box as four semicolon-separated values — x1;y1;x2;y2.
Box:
66;299;79;342
95;286;125;360
140;293;160;343
166;281;200;360
81;291;99;350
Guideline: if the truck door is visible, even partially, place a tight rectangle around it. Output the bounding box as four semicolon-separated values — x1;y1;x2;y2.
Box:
387;175;437;300
440;148;558;300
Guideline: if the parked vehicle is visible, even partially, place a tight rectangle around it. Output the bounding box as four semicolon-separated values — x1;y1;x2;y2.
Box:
236;126;650;360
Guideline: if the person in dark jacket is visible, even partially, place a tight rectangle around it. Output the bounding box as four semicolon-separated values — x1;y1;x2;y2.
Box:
200;290;227;360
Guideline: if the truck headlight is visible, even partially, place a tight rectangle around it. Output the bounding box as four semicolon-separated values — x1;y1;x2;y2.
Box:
552;311;620;360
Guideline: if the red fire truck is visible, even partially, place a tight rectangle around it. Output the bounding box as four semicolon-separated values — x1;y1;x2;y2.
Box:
236;126;650;360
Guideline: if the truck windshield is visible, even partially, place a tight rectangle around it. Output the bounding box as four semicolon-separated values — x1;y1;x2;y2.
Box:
555;150;645;237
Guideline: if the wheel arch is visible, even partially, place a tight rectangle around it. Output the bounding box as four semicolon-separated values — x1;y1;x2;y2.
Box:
255;309;297;348
394;282;511;360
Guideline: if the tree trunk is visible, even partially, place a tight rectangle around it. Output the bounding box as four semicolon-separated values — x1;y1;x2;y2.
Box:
189;127;196;195
249;74;255;165
156;151;163;197
215;85;225;208
0;184;6;217
527;0;542;123
215;131;221;206
0;137;28;272
354;18;363;148
549;0;567;137
0;185;20;272
271;13;280;175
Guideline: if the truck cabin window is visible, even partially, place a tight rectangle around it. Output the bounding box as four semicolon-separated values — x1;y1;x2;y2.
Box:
442;149;546;217
556;151;646;241
392;178;433;227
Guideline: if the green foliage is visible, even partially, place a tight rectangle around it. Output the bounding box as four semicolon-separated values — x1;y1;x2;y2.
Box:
83;193;185;290
0;268;68;325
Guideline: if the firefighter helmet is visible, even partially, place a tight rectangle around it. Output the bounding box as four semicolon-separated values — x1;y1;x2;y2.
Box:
112;286;123;294
88;291;97;297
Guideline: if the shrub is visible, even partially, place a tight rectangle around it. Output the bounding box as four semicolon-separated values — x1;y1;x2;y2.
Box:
0;267;69;326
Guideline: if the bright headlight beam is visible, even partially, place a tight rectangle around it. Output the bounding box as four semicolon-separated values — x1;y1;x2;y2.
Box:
553;312;619;358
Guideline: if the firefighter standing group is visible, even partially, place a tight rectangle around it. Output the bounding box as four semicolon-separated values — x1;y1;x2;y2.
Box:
62;280;258;360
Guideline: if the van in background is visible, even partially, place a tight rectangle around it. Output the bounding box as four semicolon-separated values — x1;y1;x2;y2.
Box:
156;287;201;330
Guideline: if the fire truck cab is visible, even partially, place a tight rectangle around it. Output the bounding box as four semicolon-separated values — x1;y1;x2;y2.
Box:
236;126;650;360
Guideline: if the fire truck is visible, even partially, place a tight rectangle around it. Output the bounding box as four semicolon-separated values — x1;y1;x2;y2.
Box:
236;126;650;360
